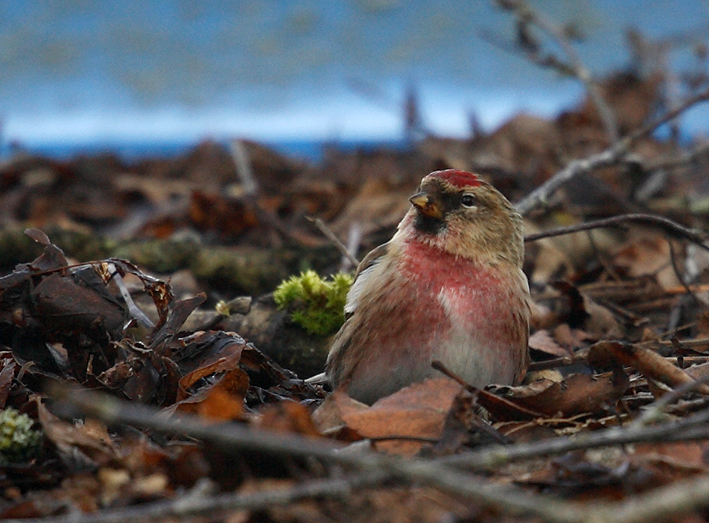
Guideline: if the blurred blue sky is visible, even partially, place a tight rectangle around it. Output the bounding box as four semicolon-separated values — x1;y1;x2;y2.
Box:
2;0;709;152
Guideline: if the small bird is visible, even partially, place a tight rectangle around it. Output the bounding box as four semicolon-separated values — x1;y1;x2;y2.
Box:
326;169;530;404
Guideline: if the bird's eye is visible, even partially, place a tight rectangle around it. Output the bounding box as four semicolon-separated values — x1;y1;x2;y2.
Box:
461;194;476;208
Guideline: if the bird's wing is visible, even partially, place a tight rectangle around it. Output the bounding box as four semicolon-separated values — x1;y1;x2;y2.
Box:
344;241;390;315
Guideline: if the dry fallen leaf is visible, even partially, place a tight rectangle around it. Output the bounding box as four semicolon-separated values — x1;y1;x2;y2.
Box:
256;401;321;437
314;377;463;455
588;340;709;396
35;398;118;468
529;329;570;357
505;371;629;417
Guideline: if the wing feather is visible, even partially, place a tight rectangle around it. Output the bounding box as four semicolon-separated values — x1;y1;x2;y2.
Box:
344;241;389;315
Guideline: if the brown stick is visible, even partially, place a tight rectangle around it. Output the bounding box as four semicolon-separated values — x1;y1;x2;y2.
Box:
493;0;619;143
524;213;709;252
515;85;709;216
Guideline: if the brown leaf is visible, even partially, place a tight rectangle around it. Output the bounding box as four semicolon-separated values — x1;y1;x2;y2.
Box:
311;390;365;441
613;235;682;290
434;389;510;453
529;329;570;357
0;356;17;408
476;387;545;421
175;367;248;421
325;377;463;455
149;293;207;350
177;338;246;400
634;441;709;474
25;229;68;270
31;272;126;334
505;370;629;417
256;401;321;437
582;295;625;339
686;361;709;381
122;356;174;404
35;398;118;467
24;228;52;245
550;281;623;339
588;341;709;395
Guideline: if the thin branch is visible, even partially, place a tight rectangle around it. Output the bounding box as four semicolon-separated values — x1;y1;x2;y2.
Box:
54;383;709;474
385;462;584;523
515;148;620;215
342;221;362;272
515;84;709;216
229;139;258;196
51;385;346;462
49;386;580;522
524;213;709;253
493;0;619;142
477;28;576;76
630;373;709;429
645;139;709;171
657;337;709;348
49;385;709;523
106;262;154;329
626;83;709;144
9;472;388;523
444;404;709;471
527;354;583;372
590;473;709;523
307;216;360;268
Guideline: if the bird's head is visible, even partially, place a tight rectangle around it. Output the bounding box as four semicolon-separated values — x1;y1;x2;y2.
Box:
403;169;524;267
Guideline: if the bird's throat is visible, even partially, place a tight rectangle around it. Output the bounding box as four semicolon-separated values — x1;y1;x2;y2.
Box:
413;212;446;235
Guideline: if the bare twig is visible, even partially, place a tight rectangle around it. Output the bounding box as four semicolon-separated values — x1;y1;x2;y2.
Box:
658;337;709;349
477;28;576;75
106;262;155;329
515;84;709;216
307;216;360;268
54;383;709;473
630;373;709;429
7;472;388;523
493;0;619;142
524;213;709;253
590;473;709;523
342;221;362;272
49;385;709;523
515;148;620;215
431;359;479;391
527;354;583;372
52;384;345;461
49;386;579;522
626;84;709;144
645;139;709;171
229;139;258;196
445;404;709;471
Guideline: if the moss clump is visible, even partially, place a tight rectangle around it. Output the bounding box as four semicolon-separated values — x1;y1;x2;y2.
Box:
0;408;43;465
273;270;353;336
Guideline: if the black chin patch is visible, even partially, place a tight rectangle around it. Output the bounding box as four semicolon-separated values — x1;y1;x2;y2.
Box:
414;213;446;235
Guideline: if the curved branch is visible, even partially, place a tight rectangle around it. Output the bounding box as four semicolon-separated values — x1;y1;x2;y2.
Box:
515;84;709;216
524;213;709;252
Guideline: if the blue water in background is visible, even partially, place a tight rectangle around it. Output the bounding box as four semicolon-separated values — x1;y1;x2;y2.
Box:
2;0;708;162
2;138;411;164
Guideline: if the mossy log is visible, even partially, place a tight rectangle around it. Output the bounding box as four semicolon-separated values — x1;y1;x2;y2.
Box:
0;226;342;297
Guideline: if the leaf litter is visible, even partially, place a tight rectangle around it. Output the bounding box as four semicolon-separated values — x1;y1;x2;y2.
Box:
4;32;709;523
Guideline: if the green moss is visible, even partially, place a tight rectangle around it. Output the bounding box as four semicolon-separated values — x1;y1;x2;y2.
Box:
0;408;43;465
273;270;353;336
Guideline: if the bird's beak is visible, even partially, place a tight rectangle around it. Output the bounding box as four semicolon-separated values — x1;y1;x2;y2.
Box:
409;191;443;219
